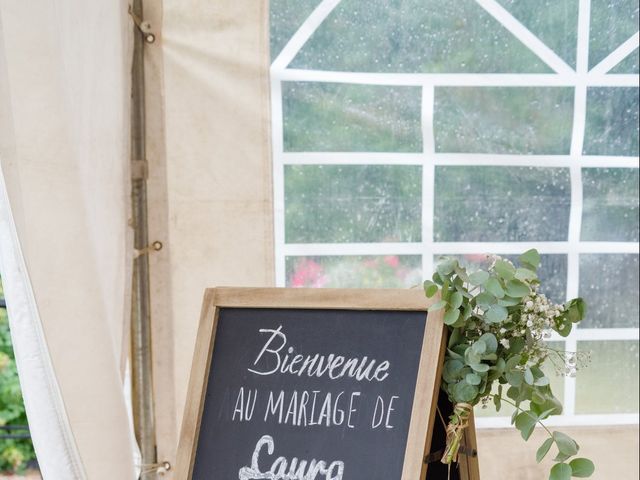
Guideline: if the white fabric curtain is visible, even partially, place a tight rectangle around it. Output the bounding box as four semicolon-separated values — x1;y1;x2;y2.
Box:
0;0;273;476
0;1;136;478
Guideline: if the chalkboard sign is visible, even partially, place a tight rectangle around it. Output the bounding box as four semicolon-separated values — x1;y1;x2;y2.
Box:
176;288;475;480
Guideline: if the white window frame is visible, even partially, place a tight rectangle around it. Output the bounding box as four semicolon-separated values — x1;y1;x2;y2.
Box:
270;0;640;427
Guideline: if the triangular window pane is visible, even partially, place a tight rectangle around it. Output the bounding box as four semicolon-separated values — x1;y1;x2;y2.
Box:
589;0;639;69
290;0;552;72
271;0;323;61
497;0;578;69
610;48;639;73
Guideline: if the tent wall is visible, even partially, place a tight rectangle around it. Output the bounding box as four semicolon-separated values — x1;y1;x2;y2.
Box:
144;0;274;469
0;1;136;478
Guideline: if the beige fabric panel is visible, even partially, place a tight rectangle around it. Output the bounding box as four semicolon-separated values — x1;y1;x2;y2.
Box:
0;0;136;478
477;426;639;479
144;0;274;469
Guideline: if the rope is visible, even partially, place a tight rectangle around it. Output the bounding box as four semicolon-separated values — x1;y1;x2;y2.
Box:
442;402;473;464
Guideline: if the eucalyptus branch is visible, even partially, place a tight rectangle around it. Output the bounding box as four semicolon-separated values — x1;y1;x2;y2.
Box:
429;249;594;478
488;394;554;438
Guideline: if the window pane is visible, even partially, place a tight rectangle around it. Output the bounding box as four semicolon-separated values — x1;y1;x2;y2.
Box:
581;168;639;242
286;255;422;288
283;82;422;152
575;340;639;414
496;0;579;68
290;0;551;73
270;0;321;60
589;0;640;69
579;254;639;328
434;87;574;154
434;166;571;241
285;165;422;243
583;87;640;156
610;48;639;73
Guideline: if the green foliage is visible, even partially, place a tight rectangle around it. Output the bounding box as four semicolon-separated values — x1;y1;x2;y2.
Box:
0;282;35;473
427;249;594;478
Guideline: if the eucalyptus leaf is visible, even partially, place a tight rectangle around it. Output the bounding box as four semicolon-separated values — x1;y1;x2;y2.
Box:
444;359;464;376
454;381;479;403
423;280;439;298
485;278;506;298
555;320;572;337
490;358;506;378
465;348;482;365
532;389;546;405
535;376;550;387
524;368;535;385
553;452;573;463
479;333;498;353
455;283;474;299
472;340;487;355
470;362;490;373
448;328;463;348
442;279;451;301
498;296;520;307
510;409;518;425
494;259;516;280
468;270;489;286
505;354;522;371
508;337;526;354
515;267;537;282
437;258;457;276
515;411;537;440
553;431;579;456
451;344;467;358
450;291;464;310
536;438;554;463
485;304;508;323
573;298;586;319
569;458;595;477
549;463;572;480
466;373;482;385
444;308;461;326
475;291;497;307
537;408;558;421
506;371;524;387
519;249;541;269
429;300;447;312
505;279;531;298
447;348;463;360
454;265;469;282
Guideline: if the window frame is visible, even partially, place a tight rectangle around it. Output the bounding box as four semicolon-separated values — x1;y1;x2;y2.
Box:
270;0;640;427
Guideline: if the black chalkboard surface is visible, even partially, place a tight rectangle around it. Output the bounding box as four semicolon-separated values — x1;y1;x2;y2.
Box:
176;288;478;480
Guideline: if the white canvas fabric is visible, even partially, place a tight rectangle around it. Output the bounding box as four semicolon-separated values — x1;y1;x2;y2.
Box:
0;0;136;478
0;0;273;476
143;0;274;468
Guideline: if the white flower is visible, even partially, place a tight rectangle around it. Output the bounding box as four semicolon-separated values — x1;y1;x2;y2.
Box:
500;339;510;349
525;301;534;310
526;320;533;327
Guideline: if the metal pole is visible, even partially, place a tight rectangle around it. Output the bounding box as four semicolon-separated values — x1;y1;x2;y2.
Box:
130;0;157;478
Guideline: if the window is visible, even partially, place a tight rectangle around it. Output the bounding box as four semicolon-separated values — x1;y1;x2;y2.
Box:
270;0;639;427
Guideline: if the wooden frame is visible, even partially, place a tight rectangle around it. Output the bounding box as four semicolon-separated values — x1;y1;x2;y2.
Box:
175;287;475;480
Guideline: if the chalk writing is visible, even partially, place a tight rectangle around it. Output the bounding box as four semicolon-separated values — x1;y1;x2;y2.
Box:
238;435;344;480
248;326;390;382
